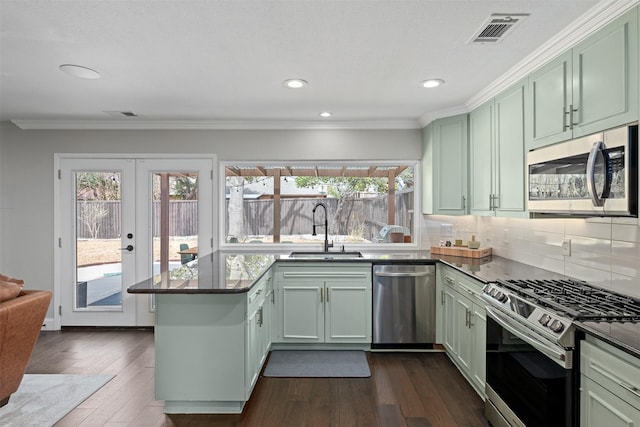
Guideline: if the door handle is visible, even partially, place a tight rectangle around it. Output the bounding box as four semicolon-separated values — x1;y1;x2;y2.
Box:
121;245;134;252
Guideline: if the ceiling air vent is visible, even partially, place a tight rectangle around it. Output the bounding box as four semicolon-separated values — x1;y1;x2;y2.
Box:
468;13;529;44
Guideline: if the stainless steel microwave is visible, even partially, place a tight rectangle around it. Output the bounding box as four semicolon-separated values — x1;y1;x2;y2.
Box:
527;123;638;216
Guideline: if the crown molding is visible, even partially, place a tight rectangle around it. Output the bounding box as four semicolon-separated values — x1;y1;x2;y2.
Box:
466;0;640;111
418;105;470;128
10;118;422;130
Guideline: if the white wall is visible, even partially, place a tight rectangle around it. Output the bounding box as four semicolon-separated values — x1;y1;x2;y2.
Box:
0;122;421;305
421;214;640;299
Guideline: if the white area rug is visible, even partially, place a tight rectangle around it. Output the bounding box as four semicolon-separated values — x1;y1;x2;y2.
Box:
0;374;113;427
263;350;371;377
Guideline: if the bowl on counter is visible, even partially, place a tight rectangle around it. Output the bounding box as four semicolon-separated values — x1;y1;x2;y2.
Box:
467;240;481;249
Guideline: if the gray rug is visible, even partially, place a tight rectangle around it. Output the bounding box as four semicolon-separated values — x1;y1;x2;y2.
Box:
263;350;371;378
0;374;113;427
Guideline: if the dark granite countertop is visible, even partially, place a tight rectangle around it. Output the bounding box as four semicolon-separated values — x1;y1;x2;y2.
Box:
576;321;640;358
127;249;567;294
127;249;640;358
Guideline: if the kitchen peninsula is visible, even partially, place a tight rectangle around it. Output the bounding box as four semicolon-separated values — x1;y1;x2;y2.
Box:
128;250;640;419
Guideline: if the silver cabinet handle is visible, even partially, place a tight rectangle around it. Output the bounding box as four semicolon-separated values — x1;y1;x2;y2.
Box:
564;108;571;130
590;363;640;398
320;288;323;303
445;276;455;285
326;288;329;302
571;104;579;127
441;290;445;305
620;382;640;398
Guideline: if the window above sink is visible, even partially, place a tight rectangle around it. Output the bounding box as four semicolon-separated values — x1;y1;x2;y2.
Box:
222;161;417;247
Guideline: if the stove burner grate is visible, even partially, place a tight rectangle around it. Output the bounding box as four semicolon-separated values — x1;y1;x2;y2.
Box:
496;278;640;322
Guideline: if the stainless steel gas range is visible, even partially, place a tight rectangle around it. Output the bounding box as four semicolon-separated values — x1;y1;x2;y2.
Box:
482;278;640;427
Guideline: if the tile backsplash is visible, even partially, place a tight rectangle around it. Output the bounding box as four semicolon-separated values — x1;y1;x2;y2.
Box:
420;214;640;298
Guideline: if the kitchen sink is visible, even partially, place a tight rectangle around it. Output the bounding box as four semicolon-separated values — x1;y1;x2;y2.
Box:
288;251;364;259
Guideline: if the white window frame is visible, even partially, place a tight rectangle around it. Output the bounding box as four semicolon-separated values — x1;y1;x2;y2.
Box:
218;160;420;252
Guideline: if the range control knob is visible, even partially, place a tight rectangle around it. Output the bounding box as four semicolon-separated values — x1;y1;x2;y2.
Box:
549;319;565;333
495;291;508;303
539;314;551;326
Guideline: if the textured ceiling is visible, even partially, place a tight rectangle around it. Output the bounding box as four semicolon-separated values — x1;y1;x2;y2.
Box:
0;0;626;129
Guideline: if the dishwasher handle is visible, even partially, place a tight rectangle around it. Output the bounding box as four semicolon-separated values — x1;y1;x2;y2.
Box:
374;271;432;278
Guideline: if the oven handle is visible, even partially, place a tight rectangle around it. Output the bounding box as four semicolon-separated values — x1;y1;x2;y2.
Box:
486;306;569;368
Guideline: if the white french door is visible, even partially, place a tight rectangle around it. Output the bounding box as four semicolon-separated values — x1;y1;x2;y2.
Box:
57;156;213;327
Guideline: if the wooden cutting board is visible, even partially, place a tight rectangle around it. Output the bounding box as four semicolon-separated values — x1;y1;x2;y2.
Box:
430;245;492;259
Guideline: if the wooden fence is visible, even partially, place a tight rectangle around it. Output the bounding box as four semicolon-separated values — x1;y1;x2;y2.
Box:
76;200;198;239
76;191;413;240
225;190;413;241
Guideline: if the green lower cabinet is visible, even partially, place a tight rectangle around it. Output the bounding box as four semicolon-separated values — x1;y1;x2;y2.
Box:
438;265;486;399
154;293;250;414
274;263;372;345
154;270;273;414
580;336;640;426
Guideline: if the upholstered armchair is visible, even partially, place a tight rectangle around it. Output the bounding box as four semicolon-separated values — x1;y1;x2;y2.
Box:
0;290;52;407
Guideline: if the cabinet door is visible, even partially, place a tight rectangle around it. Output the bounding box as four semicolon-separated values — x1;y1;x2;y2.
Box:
495;81;526;216
432;114;469;215
470;302;486;395
572;8;639;138
469;102;494;216
325;280;371;343
528;51;573;149
260;292;272;366
455;293;473;373
443;284;457;354
280;280;324;342
581;375;640;427
246;305;261;393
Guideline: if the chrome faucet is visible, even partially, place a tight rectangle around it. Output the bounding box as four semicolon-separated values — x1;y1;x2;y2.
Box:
312;202;333;253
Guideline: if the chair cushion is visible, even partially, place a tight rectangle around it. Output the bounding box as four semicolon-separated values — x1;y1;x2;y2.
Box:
0;281;23;303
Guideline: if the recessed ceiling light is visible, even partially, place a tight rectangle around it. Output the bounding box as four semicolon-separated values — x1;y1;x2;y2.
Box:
283;78;308;89
59;64;101;79
421;79;444;88
319;112;332;118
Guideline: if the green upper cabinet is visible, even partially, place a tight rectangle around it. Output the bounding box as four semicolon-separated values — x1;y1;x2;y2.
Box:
469;80;527;217
529;7;638;150
469;101;494;215
422;114;468;215
494;81;527;216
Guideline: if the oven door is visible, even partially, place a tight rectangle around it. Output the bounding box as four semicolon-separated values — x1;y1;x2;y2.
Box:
485;306;577;427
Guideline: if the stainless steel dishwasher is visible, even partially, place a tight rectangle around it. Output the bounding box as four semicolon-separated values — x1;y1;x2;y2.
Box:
372;263;437;349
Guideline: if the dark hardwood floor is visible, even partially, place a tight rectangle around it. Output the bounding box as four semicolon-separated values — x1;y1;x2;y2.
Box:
26;329;488;427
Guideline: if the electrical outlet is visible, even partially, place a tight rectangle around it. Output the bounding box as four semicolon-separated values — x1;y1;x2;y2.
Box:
562;239;571;256
441;224;454;237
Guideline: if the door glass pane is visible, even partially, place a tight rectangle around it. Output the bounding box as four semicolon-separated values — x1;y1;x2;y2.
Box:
152;172;199;284
75;171;123;310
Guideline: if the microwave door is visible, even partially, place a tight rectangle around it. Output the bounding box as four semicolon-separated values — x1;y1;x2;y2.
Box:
586;141;613;207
